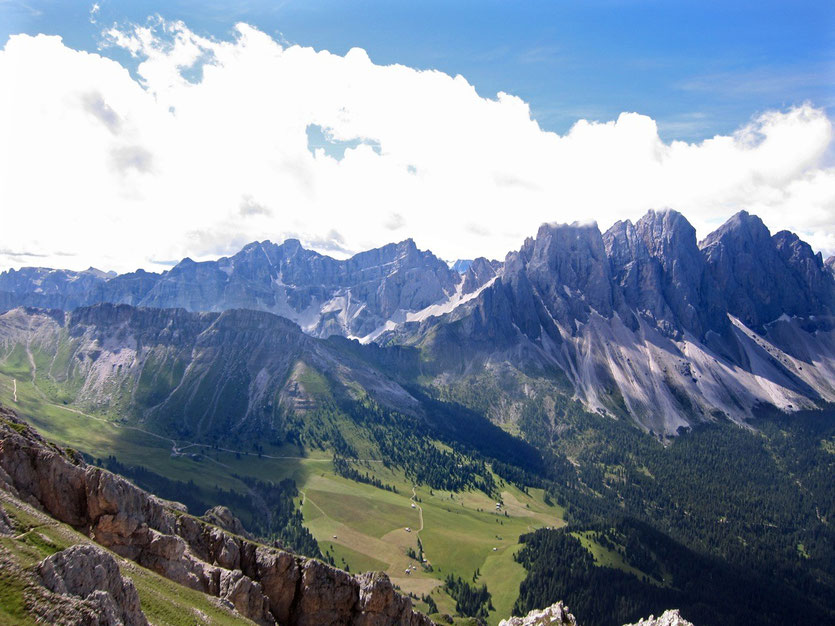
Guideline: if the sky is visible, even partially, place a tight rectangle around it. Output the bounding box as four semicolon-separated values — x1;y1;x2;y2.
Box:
0;0;833;272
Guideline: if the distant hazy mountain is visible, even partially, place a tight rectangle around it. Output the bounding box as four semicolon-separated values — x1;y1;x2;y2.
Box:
2;209;833;434
0;239;500;341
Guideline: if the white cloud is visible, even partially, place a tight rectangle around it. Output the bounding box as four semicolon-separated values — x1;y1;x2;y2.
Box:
0;19;833;273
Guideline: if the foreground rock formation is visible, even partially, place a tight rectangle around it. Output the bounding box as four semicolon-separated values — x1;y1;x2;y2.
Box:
499;603;694;626
38;544;148;626
499;601;577;625
0;406;433;625
624;609;694;626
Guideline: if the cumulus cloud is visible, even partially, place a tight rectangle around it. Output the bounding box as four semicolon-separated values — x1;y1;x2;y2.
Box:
0;18;833;273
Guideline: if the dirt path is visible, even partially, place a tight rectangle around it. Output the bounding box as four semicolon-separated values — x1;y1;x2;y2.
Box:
299;490;327;517
410;486;425;532
409;485;431;567
12;379;16;403
13;521;58;541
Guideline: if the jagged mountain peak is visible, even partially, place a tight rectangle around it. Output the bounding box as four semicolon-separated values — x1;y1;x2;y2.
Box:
403;209;834;433
451;259;473;273
698;209;771;251
0;236;462;339
635;208;697;254
515;219;614;320
461;257;501;295
699;211;835;330
773;229;825;268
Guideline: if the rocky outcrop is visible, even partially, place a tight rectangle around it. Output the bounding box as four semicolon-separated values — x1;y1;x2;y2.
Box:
0;502;12;535
499;601;577;625
202;505;253;539
501;603;693;626
623;609;694;626
38;544;148;626
0;408;433;626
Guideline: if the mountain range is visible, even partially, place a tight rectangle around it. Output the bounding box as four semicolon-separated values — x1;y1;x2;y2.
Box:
2;208;835;625
2;209;833;435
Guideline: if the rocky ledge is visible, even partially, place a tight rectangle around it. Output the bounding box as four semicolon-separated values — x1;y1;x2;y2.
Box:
0;406;433;626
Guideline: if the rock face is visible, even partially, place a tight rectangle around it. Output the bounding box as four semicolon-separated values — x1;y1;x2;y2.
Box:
38;544;148;626
501;603;694;626
699;211;835;331
0;408;433;626
604;210;735;350
623;609;694;626
405;209;835;434
461;257;501;295
499;601;577;625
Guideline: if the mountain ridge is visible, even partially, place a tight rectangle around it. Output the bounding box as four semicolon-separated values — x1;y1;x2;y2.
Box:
2;209;834;434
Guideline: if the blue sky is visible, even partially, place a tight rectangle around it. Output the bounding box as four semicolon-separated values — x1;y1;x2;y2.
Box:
2;0;833;141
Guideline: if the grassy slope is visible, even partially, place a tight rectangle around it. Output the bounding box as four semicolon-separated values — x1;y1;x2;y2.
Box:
571;531;666;586
0;366;564;624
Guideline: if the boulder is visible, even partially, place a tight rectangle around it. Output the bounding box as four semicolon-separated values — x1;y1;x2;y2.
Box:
38;544;148;626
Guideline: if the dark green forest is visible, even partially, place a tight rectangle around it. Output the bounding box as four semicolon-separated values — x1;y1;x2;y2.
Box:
508;401;835;626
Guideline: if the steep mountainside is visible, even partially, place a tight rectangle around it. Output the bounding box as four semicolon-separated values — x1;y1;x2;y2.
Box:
0;304;420;441
1;305;834;625
699;211;833;331
393;210;835;434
